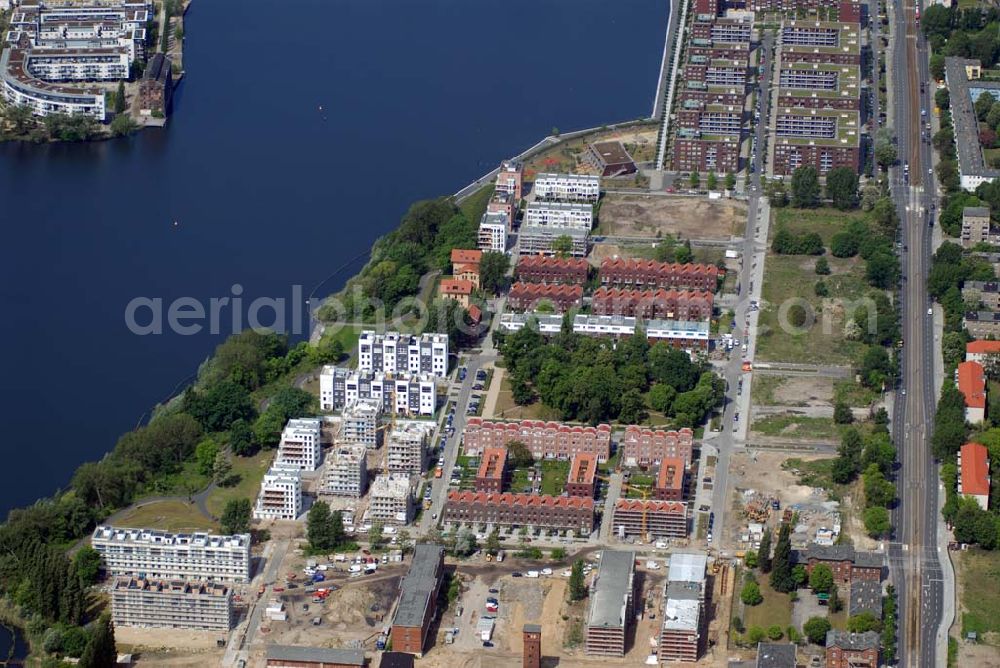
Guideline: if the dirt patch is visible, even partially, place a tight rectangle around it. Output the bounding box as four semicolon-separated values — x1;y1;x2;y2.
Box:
768;375;835;406
598;194;746;240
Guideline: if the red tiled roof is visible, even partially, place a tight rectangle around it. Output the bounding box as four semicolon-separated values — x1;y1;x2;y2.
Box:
451;249;483;265
957;361;987;409
568;453;598;485
476;447;507;480
592;287;714;303
465;418;612;434
440;279;474;296
623;426;695;439
446;490;594;509
961;442;991;497
967;340;1000;356
517;256;590;272
599;258;722;277
509;282;583;301
467;304;482;323
613;499;686;514
656;457;685;490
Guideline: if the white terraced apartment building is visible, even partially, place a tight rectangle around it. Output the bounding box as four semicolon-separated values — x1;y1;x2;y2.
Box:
369;473;413;526
111;577;234;631
319;367;436;416
91;526;251;583
523;201;594;230
253;465;302;521
275;417;322;470
478;211;509;252
323;444;368;497
357;331;449;378
387;423;431;475
532;173;601;203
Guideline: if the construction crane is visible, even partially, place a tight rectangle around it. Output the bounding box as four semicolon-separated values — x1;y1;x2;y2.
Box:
621;482;653;543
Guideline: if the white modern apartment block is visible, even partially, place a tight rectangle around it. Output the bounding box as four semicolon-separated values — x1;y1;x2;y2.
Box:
275;417;322;471
523;202;594;230
323;444;368;497
111;577;234;631
91;526;251;583
252;465;302;521
369;473;414;526
387;423;431;475
478;211;509;252
320;367;436;416
341;398;382;447
2;0;150;118
533;173;601;203
358;331;449;378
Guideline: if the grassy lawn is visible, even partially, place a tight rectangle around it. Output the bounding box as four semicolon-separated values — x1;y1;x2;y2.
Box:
459;184;494;224
743;575;794;631
540;460;571;496
204;449;273;518
116;500;217;532
751;375;785;405
321;324;363;355
493;375;563;421
137;460;211;498
834;380;880;408
756;207;875;365
956;549;1000;641
751;414;839;440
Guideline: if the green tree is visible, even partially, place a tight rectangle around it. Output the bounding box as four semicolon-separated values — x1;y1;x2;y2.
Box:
569;560;587;601
690;171;701;189
809;563;834;593
707;170;718;190
746;626;766;645
815;257;831;275
507;440;534;467
369;521;385;550
874;131;897;169
848;611;882;633
110;113;137;137
618;388;648;424
79;613;116;668
194;438;219;476
826;167;859;209
725;172;737;190
790;165;821;208
60;565;85;625
213;449;233;484
73;546;102;586
114;80;127;115
767;625;784;641
485;528;501;556
769;522;795;592
815;280;829;297
649;383;678;415
479;251;511;294
552;235;573;257
803;616;832;645
228;418;257;456
744;550;759;568
758;529;773;573
863;463;895;507
220;498;252;535
741;579;763;605
833;402;854;424
307;500;335;552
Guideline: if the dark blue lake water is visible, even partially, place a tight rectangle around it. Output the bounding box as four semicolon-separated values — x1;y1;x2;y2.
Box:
0;0;667;516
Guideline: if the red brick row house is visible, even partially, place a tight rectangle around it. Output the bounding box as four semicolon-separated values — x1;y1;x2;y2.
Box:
611;499;688;538
565;453;598;498
508;282;584;313
599;259;721;292
475;447;508;493
797;545;884;585
443;491;595;534
516;256;590;285
462;419;612;461
654;457;686;502
592;288;714;320
621;427;695;468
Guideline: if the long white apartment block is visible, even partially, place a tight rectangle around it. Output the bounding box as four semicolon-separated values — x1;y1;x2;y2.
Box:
533;173;601;203
111;577;234;631
275;417;322;470
523;201;594;230
357;330;448;378
387;423;431;475
319;367;436;416
91;526;251;583
253;465;302;521
323;444;368;497
369;473;413;526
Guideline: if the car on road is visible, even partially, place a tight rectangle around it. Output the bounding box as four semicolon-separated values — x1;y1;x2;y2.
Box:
511;572;523;577
473;383;484;390
927;308;933;315
488;588;499;594
432;513;438;520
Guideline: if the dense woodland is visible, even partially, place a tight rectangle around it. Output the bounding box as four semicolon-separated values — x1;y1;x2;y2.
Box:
495;319;724;427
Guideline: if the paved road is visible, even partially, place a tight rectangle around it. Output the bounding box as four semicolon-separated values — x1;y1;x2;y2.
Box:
887;2;944;666
703;29;776;556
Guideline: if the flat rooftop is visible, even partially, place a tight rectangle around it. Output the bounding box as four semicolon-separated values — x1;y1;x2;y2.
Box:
587;550;635;629
668;552;708;583
392;543;444;628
